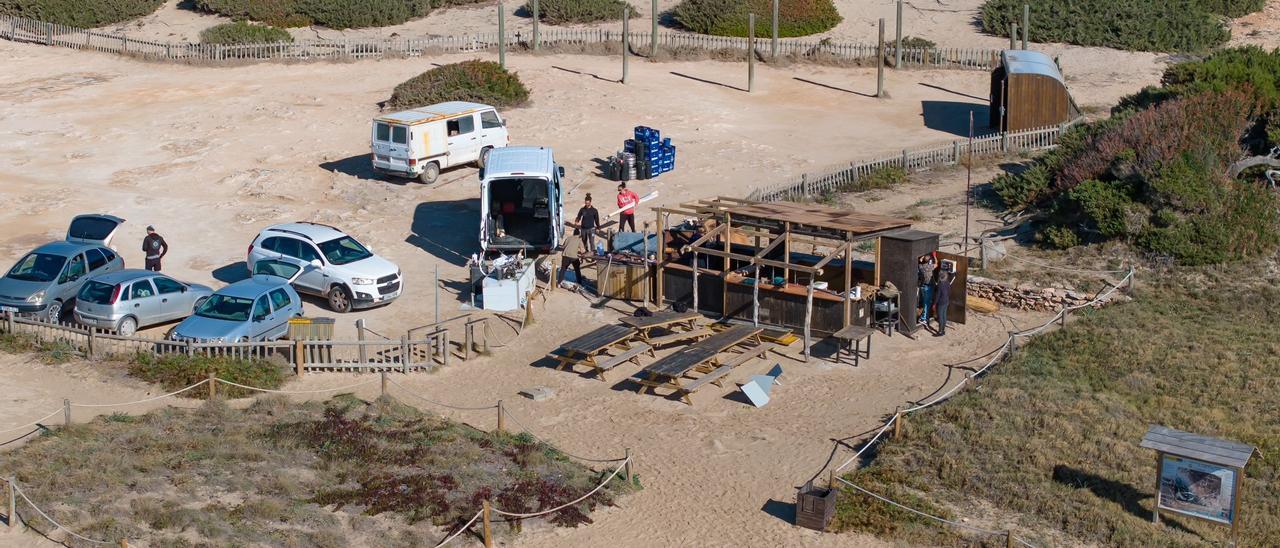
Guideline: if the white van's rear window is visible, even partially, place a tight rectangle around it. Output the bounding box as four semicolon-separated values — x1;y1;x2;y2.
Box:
376;123;390;142
392;126;408;144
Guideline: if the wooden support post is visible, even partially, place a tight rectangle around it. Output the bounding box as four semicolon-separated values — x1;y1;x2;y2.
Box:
496;400;505;433
63;398;70;427
380;371;388;398
624;448;633;483
86;328;96;359
771;0;779;58
621;6;630;84
691;251;700;313
401;335;411;374
803;281;814;362
782;224;791;283
893;411;902;438
747;13;756;93
894;0;903;68
120;540;129;548
1010;23;1018;50
827;470;836;490
1021;4;1029;50
482;319;490;355
843;242;853;327
650;0;658;57
1152;452;1163;524
482;500;494;548
752;264;761;326
294;339;304;376
442;331;451;368
876;19;885;98
532;0;540;50
207;372;217;401
356;319;368;364
7;475;16;530
464;323;474;361
498;1;506;69
1006;531;1014;548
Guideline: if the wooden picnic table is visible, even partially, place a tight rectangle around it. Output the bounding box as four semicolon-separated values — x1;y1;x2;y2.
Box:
632;325;764;404
549;324;650;381
618;310;702;340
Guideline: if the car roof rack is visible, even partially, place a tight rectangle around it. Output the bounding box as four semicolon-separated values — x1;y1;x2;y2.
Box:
266;228;314;242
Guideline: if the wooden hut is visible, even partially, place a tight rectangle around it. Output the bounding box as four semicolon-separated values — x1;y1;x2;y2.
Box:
989;50;1078;132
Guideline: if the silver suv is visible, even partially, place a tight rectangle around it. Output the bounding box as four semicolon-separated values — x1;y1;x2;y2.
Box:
246;222;402;313
0;215;127;322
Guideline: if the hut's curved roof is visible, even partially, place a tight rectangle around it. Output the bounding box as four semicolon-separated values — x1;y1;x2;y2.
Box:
1000;50;1065;83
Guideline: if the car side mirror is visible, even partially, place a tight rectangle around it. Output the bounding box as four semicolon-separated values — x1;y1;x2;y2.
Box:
180;286;187;293
478;168;485;180
309;259;322;268
558;166;566;178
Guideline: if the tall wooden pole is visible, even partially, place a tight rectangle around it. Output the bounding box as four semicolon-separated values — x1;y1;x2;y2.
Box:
771;0;779;58
894;0;903;68
752;264;760;326
622;6;630;84
876;19;886;98
1009;23;1017;50
532;0;540;50
1021;4;1029;49
748;13;756;92
964;111;973;257
651;0;658;57
498;1;506;69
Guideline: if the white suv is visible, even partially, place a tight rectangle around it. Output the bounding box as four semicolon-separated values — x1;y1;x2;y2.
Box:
246;223;402;312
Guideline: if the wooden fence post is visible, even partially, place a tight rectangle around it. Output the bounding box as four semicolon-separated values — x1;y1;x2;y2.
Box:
63;398;70;427
86;328;95;359
624;448;633;483
294;340;304;376
894;0;903;68
464;322;474;361
532;0;540;51
44;22;51;45
621;6;630;84
401;335;411;374
481;500;494;548
747;13;755;92
876;19;885;98
650;0;658;57
771;0;779;58
6;476;15;530
496;400;505;433
893;411;902;438
356;318;368;365
207;371;217;401
380;371;388;398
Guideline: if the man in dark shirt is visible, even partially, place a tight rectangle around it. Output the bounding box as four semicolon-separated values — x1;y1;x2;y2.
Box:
142;225;168;272
934;267;952;336
574;194;600;253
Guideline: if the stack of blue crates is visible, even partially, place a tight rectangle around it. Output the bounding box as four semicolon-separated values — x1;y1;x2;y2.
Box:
623;126;676;180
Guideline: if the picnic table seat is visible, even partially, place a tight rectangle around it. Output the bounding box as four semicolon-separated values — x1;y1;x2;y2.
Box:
647;327;714;349
675;364;734;405
718;343;777;369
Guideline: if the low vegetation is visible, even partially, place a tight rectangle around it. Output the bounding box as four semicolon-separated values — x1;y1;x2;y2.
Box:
194;0;486;29
834;271;1279;545
980;0;1262;52
389;60;530;110
200;21;294;45
2;395;633;545
129;353;287;398
992;48;1280;265
673;0;842;38
527;0;633;24
0;332;79;364
811;165;907;205
0;0;163;27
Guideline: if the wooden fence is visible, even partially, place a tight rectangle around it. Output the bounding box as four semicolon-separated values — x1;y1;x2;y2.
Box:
747;123;1070;202
0;312;464;373
0;14;1001;70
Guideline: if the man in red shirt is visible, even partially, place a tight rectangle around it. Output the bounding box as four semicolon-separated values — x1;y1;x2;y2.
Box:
616;182;639;232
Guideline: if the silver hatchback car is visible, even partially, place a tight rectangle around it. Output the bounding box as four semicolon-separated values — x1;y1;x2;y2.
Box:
74;270;214;336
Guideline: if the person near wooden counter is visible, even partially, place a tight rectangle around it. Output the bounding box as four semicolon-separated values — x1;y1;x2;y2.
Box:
934;266;953;336
917;253;937;325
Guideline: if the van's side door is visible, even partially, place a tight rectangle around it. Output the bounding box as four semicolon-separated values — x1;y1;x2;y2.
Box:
479;110;507;149
446;114;482;166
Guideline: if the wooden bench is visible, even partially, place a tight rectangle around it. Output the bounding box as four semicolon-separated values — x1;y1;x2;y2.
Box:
832;325;875;366
647;327;714;349
593;343;653;381
675;364;734;405
718;343;777;369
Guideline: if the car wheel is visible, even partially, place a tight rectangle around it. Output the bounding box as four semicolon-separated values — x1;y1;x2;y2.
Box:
477;147;493;169
44;301;63;324
418;162;440;184
116;316;138;337
327;286;353;313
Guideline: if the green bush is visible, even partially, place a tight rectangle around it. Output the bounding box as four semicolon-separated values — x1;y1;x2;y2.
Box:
129;353;286;399
528;0;634;24
194;0;484;29
979;0;1258;52
388;60;530;110
0;0;164;27
673;0;842;38
200;21;294;44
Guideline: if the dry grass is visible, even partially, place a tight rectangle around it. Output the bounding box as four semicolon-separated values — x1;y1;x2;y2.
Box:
1;395;634;547
834;264;1280;545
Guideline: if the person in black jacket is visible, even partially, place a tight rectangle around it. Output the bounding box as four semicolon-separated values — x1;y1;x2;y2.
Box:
934;266;952;336
574;194;600;253
142;225;168;272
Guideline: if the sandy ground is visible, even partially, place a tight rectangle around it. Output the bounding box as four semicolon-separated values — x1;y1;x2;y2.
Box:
0;29;1149;547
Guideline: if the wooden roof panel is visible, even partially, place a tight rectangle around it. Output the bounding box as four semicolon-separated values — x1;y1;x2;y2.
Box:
1140;425;1258;468
689;198;912;237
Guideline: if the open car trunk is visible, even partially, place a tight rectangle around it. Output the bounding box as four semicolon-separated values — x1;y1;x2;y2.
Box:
483;178;554;252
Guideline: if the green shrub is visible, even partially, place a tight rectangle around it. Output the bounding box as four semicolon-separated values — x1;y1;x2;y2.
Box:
980;0;1256;52
200;21;294;44
129;353;286;399
194;0;484;29
673;0;842;38
194;0;312;27
528;0;634;24
388;60;530;110
0;0;164;27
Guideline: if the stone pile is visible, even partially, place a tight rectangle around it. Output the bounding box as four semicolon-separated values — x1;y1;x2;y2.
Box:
966;276;1121;312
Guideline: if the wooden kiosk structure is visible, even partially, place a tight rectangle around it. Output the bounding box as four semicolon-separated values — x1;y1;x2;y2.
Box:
989;49;1079;132
652;198;915;360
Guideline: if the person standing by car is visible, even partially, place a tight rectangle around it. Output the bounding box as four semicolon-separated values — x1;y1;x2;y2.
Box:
574;194;601;253
142;225;168;272
616;182;640;232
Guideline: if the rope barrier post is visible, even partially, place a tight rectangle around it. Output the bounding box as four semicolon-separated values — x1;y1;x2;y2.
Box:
481;500;494;548
207;372;217;401
380;371;388;398
401;335;411;374
827;470;836;490
1007;332;1018;354
892;411;901;438
6;475;15;530
1006;531;1014;548
482;318;490;355
496;400;505;434
120;539;129;548
62;398;70;427
356;318;368;365
624;448;633;484
294;339;304;376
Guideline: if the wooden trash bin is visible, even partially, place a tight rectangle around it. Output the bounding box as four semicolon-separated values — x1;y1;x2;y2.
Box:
795;480;837;531
595;261;650;301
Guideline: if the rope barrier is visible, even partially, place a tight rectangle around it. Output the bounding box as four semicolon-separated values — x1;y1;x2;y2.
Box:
69;379;209;408
501;409;629;463
385;378;500;411
433;509;484;548
0;409;62;434
998;252;1129;275
12;483;111;545
832;415;898;473
216;377;376;395
489;457;630;518
0;428;41;448
836;477;1036;543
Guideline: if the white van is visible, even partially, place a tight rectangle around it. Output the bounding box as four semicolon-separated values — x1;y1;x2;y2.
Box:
480;147;566;255
371;101;510;184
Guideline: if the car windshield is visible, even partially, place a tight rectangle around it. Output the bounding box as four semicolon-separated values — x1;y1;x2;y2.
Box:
194;294;254;322
6;253;67;282
318;236;373;266
79;281;117;304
